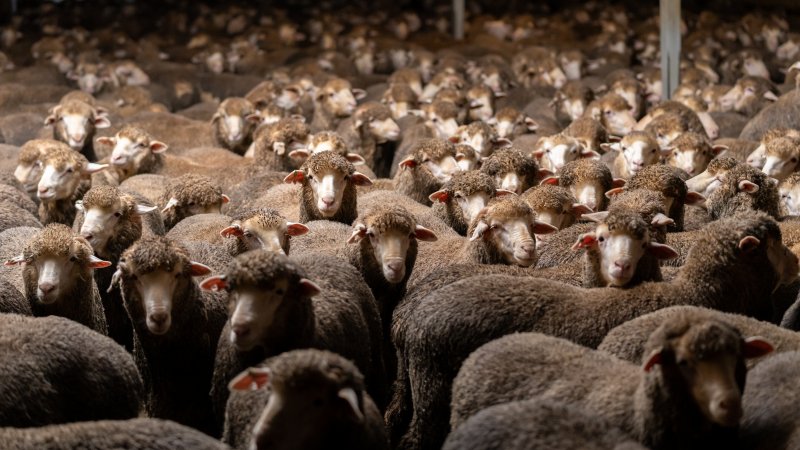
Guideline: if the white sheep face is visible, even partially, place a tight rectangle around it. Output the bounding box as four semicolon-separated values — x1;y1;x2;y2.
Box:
61;114;91;149
622;139;659;175
368;118;400;143
37;163;82;200
667;149;711;177
687;170;724;198
428;113;459;140
471;216;543;267
309;168;349;218
31;255;80;304
561;97;587;122
570;181;603;212
227;281;290;351
496;172;522;195
594;225;649;287
14;160;43;194
325;88;358;117
221;114;246;145
781;184;800;216
222;219;308;255
79;203;155;257
423;155;460;183
762;154;799;182
602;107;637;136
746;144;767;169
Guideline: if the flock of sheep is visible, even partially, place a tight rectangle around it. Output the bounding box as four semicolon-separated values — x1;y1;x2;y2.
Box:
2;0;800;449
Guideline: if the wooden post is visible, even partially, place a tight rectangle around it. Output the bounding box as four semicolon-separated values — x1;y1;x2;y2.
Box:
660;0;681;100
453;0;465;40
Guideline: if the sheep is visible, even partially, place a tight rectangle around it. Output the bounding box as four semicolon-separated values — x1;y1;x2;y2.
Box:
686;156;739;198
443;398;647;450
310;77;365;132
336;101;400;169
454;144;478;172
450;121;506;160
201;250;384;430
600;131;667;180
718;76;780;117
760;136;800;182
224;349;389;450
0;419;231;450
0;313;143;427
479;147;540;195
738;351;800;450
119;174;169;206
450;316;774;450
744;127;800;169
282;150;372;224
552;80;595;125
13;139;57;198
488;106;538;140
429;171;507;236
160;173;231;230
563;117;611;156
706;162;781;220
251;116;310;171
543;158;624;212
520;184;592;232
74;185;162;350
4;223;110;334
110;235;228;436
94;125;190;184
382;82;418;120
779;172;800;216
0;183;38;217
740;90;800;142
664;132;728;177
0;201;42;232
0;277;28;315
615;164;705;232
211;97;256;155
394;211;796;450
584;93;637;136
44;99;110;161
532;133;598;173
36;145;107;225
599;306;800;367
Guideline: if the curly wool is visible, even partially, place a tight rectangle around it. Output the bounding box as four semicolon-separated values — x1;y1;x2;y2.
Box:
559;158;613;190
627;164;687;201
355;102;392;124
223;250;308;292
269;349;365;394
161;174;223;208
357;204;416;236
411;138;457;163
120;235;191;276
707;164;781;219
644;311;745;361
25;223;93;261
309;131;347;155
521;184;575;213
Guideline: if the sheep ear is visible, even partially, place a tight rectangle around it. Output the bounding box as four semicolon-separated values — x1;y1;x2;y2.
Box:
531;149;545;159
646;242;679;260
605;187;625;199
711;144;728;155
600;142;615;152
150;141;168;153
44;114;58;126
94;116;111;129
608;135;622;143
4;254;26;266
200;275;229;292
738;236;761;253
347;224;368;244
533;220;558;234
161;197;179;212
289;149;311;160
571;232;597;250
469;220;490;241
493;137;512;148
612;178;627;188
429;190;449;203
738;180;759;194
651;213;674;227
221;194;230;204
524;117;539;131
82;162;108;175
743;336;774;359
286;222;309;236
763;91;779;102
536;169;555;178
398;156;417;169
88;255;112;269
534;177;557;188
448;136;461;144
345;153;366;165
581;149;601;158
496;189;516;197
683;191;706;205
228;367;271;392
351;88;367;100
284;170;305;184
350;172;373;186
189;262;213;277
338;387;365;423
659;147;675;157
220;225;243;237
571;203;594;217
582;211;609;223
245;112;262;124
96;136;116;146
298;278;322;297
643;348;663;372
135;204;157;215
211;111;223;123
413;225;438;241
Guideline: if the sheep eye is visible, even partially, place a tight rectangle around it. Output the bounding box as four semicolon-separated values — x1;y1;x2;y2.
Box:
367;231;375;238
604;110;612;116
114;211;122;217
66;167;74;173
651;149;656;153
307;175;315;181
598;236;605;242
431;117;439;122
275;288;285;295
792;158;798;163
69;256;77;262
243;231;253;238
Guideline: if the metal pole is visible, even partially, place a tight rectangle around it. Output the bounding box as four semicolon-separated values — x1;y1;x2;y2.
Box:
453;0;465;40
11;0;17;14
660;0;681;100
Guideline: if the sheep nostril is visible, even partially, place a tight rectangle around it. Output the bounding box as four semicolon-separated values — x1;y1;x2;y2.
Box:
232;324;251;338
38;282;55;294
149;312;168;325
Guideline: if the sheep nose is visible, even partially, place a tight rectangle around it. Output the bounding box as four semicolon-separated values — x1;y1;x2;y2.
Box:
232;324;251;339
387;260;404;272
81;231;93;240
321;197;335;206
38;282;55;294
614;261;631;271
149;312;168;325
38;186;49;193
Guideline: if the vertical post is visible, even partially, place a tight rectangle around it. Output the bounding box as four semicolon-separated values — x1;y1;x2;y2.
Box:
453;0;465;40
11;0;17;14
660;0;681;100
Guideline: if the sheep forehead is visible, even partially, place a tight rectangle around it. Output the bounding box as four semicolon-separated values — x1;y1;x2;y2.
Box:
707;157;738;173
413;139;456;161
165;174;222;205
270;119;309;142
356;103;392;121
481;150;527;174
524;185;574;212
26;224;90;259
118;126;151;143
363;207;416;234
671;132;709;150
485;197;534;221
226;250;305;289
561;159;612;188
599;94;631;111
622;132;657;149
663;318;743;360
58;100;94;116
18;142;47;163
781;171;800;188
610;190;666;215
221;97;254;115
603;211;648;240
123;236;189;275
243;210;286;230
324;78;352;93
446;171;495;195
302;151;354;176
388;84;417;102
269;350;364;391
82;185;126;210
496;107;522;122
430;101;459;119
42;148;86;171
765;138;800;158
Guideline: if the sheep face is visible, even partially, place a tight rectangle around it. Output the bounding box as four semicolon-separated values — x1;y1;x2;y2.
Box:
761;138;800;182
316;80;362;118
37;160;105;200
553;91;588;122
534;202;592;231
491;109;538;140
213;99;255;149
421;153;460;183
665;145;725;177
470;204;556;266
112;62;150;86
452;127;491;158
221;218;309;255
102;133;167;171
466;87;493;122
618;137;664;177
120;260;211;335
45;104;111;151
780;183;800;216
587;97;637;136
533;136;594;173
78;200;155;257
687;170;726;198
349;223;437;284
366;117;400;143
765;236;800;286
67;63;108;95
6;228;109;305
425;109;459;140
718;80;777;114
746;144;766;169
